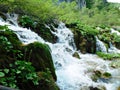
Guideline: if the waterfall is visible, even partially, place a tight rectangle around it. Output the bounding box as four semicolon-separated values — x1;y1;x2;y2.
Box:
108;28;120;53
108;42;120;53
111;28;120;36
0;14;120;90
96;37;107;53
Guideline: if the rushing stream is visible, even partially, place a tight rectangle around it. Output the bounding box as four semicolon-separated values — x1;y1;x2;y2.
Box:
0;14;120;90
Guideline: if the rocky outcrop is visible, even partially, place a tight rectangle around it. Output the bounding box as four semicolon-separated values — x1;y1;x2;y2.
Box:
22;42;57;80
0;28;59;90
33;22;58;43
73;30;96;54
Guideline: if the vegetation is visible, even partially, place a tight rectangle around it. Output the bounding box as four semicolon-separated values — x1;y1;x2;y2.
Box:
0;0;120;26
0;0;120;89
76;22;99;36
0;25;58;89
96;52;120;60
0;60;39;88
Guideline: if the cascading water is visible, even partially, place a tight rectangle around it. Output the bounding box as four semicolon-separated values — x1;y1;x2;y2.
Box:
96;37;107;53
0;14;120;90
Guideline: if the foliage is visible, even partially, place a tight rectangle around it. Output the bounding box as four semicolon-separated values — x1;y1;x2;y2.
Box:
0;25;11;31
38;68;52;83
0;0;120;26
0;36;13;53
19;15;35;28
112;33;120;43
0;60;39;88
76;22;99;36
96;52;120;60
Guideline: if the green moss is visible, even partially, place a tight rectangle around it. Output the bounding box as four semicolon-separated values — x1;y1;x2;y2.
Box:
0;25;21;49
0;60;39;89
102;72;112;78
96;52;120;60
37;70;59;90
22;42;56;80
76;23;99;36
91;70;112;82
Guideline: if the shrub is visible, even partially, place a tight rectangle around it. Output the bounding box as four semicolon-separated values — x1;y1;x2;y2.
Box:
76;22;99;36
0;60;39;89
96;52;120;60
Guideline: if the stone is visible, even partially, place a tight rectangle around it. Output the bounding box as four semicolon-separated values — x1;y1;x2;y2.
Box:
73;52;80;59
0;85;16;90
89;85;106;90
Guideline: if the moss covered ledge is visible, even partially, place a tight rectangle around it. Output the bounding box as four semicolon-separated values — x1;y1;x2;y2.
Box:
22;42;57;81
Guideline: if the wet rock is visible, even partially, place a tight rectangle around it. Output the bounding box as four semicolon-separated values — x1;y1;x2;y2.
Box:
65;47;72;53
0;85;16;90
118;86;120;90
89;85;106;90
0;12;7;20
115;42;120;49
110;60;120;68
73;52;80;59
73;29;96;54
81;86;89;90
91;70;111;82
34;22;58;43
81;85;106;90
23;42;57;81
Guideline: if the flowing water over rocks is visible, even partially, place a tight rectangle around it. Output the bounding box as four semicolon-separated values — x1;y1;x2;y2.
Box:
0;14;120;90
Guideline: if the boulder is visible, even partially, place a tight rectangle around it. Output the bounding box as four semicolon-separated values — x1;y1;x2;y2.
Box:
0;85;16;90
22;42;57;80
73;52;80;59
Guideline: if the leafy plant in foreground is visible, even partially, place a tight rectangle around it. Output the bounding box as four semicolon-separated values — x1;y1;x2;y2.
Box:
0;60;39;89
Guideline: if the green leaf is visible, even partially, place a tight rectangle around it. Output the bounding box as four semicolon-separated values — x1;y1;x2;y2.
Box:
16;70;21;74
4;69;9;74
0;72;5;77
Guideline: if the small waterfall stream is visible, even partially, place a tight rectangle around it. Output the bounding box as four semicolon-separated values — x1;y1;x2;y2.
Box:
96;37;107;53
0;14;120;90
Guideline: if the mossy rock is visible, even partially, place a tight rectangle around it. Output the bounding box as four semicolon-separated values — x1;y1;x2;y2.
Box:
0;12;7;20
0;55;15;69
17;71;59;90
118;86;120;90
110;61;120;68
22;42;56;80
0;30;21;68
89;85;106;90
73;29;96;54
73;52;80;59
0;30;21;49
32;22;57;43
0;4;9;13
91;70;111;82
115;42;120;49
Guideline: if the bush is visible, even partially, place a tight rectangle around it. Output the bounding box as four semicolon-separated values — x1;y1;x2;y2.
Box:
0;60;39;89
96;52;120;60
76;22;99;36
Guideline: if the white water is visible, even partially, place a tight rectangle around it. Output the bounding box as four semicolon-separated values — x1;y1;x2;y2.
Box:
0;14;120;90
111;28;120;36
96;37;107;53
